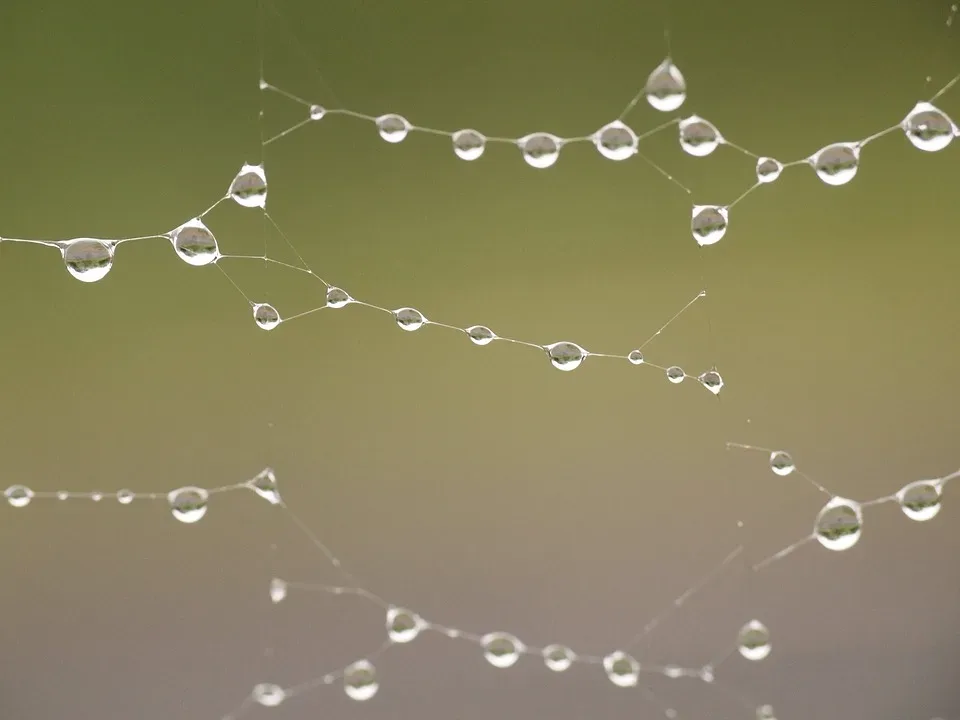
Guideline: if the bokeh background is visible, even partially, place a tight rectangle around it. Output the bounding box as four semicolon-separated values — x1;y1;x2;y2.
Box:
1;0;958;718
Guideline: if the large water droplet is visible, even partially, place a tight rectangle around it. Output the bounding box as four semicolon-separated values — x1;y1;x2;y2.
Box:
698;369;724;394
679;116;721;156
248;468;281;505
603;651;640;687
394;307;426;331
518;133;562;168
376;114;411;143
814;497;863;551
545;342;586;371
593;121;638;161
691;205;728;246
269;578;288;604
769;451;795;477
326;286;352;308
168;486;209;524
230;164;267;208
171;218;219;266
253;303;281;330
542;644;576;672
466;325;496;345
4;485;34;508
62;239;114;283
902;102;957;152
482;631;523;668
252;683;285;707
452;129;486;160
756;157;784;184
896;480;942;521
810;143;859;186
645;58;687;112
737;619;771;661
666;366;685;383
386;607;423;643
343;659;379;701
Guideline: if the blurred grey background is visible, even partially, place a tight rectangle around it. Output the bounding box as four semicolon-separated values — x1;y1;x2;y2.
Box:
1;0;958;718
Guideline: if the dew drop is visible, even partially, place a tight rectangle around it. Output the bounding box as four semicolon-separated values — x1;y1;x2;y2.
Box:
269;578;287;604
376;114;411;143
343;659;379;701
737;619;771;661
757;704;777;720
769;451;795;477
253;303;281;330
603;651;640;687
309;104;326;121
171;218;219;266
593;120;638;161
466;325;496;345
814;497;863;551
168;486;209;524
542;644;576;672
645;58;687;112
698;369;723;394
679;116;721;157
230;163;268;208
756;157;784;184
628;349;645;365
666;366;685;384
252;683;285;707
810;143;860;186
394;307;426;331
691;205;728;246
4;485;33;508
902;102;956;152
545;342;586;371
117;489;135;505
482;631;523;668
61;239;115;283
90;491;103;502
326;286;352;308
896;480;942;521
56;491;69;500
518;133;562;168
386;606;424;643
248;468;282;505
452;129;486;161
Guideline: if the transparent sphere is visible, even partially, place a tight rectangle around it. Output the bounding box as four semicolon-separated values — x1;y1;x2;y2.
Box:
344;659;379;701
466;325;496;345
253;303;281;330
269;578;288;604
814;497;863;551
545;342;586;371
769;450;795;477
603;651;640;687
756;157;784;184
117;489;135;505
666;366;685;383
593;120;638;161
168;486;209;524
737;619;772;661
376;113;411;143
896;479;942;521
542;644;576;672
452;129;486;161
518;133;562;169
326;286;352;308
645;58;687;112
309;104;326;121
252;683;285;707
627;349;644;365
171;218;219;266
481;631;523;668
230;163;268;208
61;238;115;283
902;102;956;152
5;485;34;508
679;116;721;157
810;143;860;186
386;606;424;643
394;307;426;331
248;468;281;505
698;369;723;395
691;205;728;247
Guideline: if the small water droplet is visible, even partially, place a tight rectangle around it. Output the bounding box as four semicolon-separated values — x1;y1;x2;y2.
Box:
253;303;281;330
810;143;859;186
309;104;326;121
230;164;268;208
168;486;209;524
756;704;777;720
5;485;34;508
376;114;411;143
61;239;114;283
737;619;771;661
645;58;687;112
466;325;496;345
394;307;426;331
326;286;351;308
518;133;562;168
452;129;486;160
545;342;586;371
269;578;287;604
603;651;640;687
248;468;282;505
691;205;728;246
698;369;723;394
769;451;795;476
343;659;379;701
117;489;135;504
542;644;575;672
56;491;69;500
171;218;219;266
628;349;645;365
666;366;685;383
593;120;638;161
756;157;783;183
90;491;103;502
386;606;423;643
902;102;956;152
482;631;523;668
814;497;863;551
252;683;285;707
679;116;721;156
896;480;942;521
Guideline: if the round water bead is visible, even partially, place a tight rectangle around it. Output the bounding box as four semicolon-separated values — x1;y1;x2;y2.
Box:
810;143;860;186
896;479;942;522
5;485;34;508
253;303;281;331
481;631;523;668
814;497;863;551
593;120;638;161
394;307;426;331
117;489;135;505
518;133;562;169
902;102;957;152
769;450;795;477
309;104;326;121
168;486;209;524
326;286;351;308
171;218;219;266
344;659;379;701
737;620;771;661
386;606;424;643
466;325;496;345
452;129;486;161
252;683;285;707
603;651;640;687
628;349;644;365
666;366;685;383
698;369;723;395
645;58;687;112
679;116;721;157
542;644;575;672
230;164;267;208
545;341;586;371
248;468;281;505
757;704;777;720
91;491;103;502
61;238;114;283
269;578;288;604
691;205;728;247
756;157;784;184
376;113;411;143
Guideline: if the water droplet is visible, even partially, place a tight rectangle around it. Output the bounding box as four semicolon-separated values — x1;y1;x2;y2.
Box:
230;164;267;208
663;665;684;678
117;489;135;504
814;497;863;551
769;451;795;477
756;157;783;184
61;239;114;283
757;704;777;720
252;683;285;707
545;342;586;371
698;369;723;394
666;366;685;383
394;307;426;331
171;218;219;266
452;129;486;160
603;651;640;687
376;114;411;143
309;104;326;121
628;349;645;365
645;58;687;112
168;486;209;524
343;659;379;701
593;120;638;161
481;631;523;668
386;606;423;643
5;485;33;508
466;325;496;345
810;143;860;186
518;133;562;169
253;303;281;330
248;468;282;505
56;491;69;500
902;102;956;152
269;578;287;604
896;480;942;521
326;286;351;308
679;116;721;156
542;644;576;672
737;619;771;661
691;205;728;246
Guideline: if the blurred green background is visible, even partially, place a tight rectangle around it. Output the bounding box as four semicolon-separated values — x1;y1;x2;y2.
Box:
1;0;958;718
